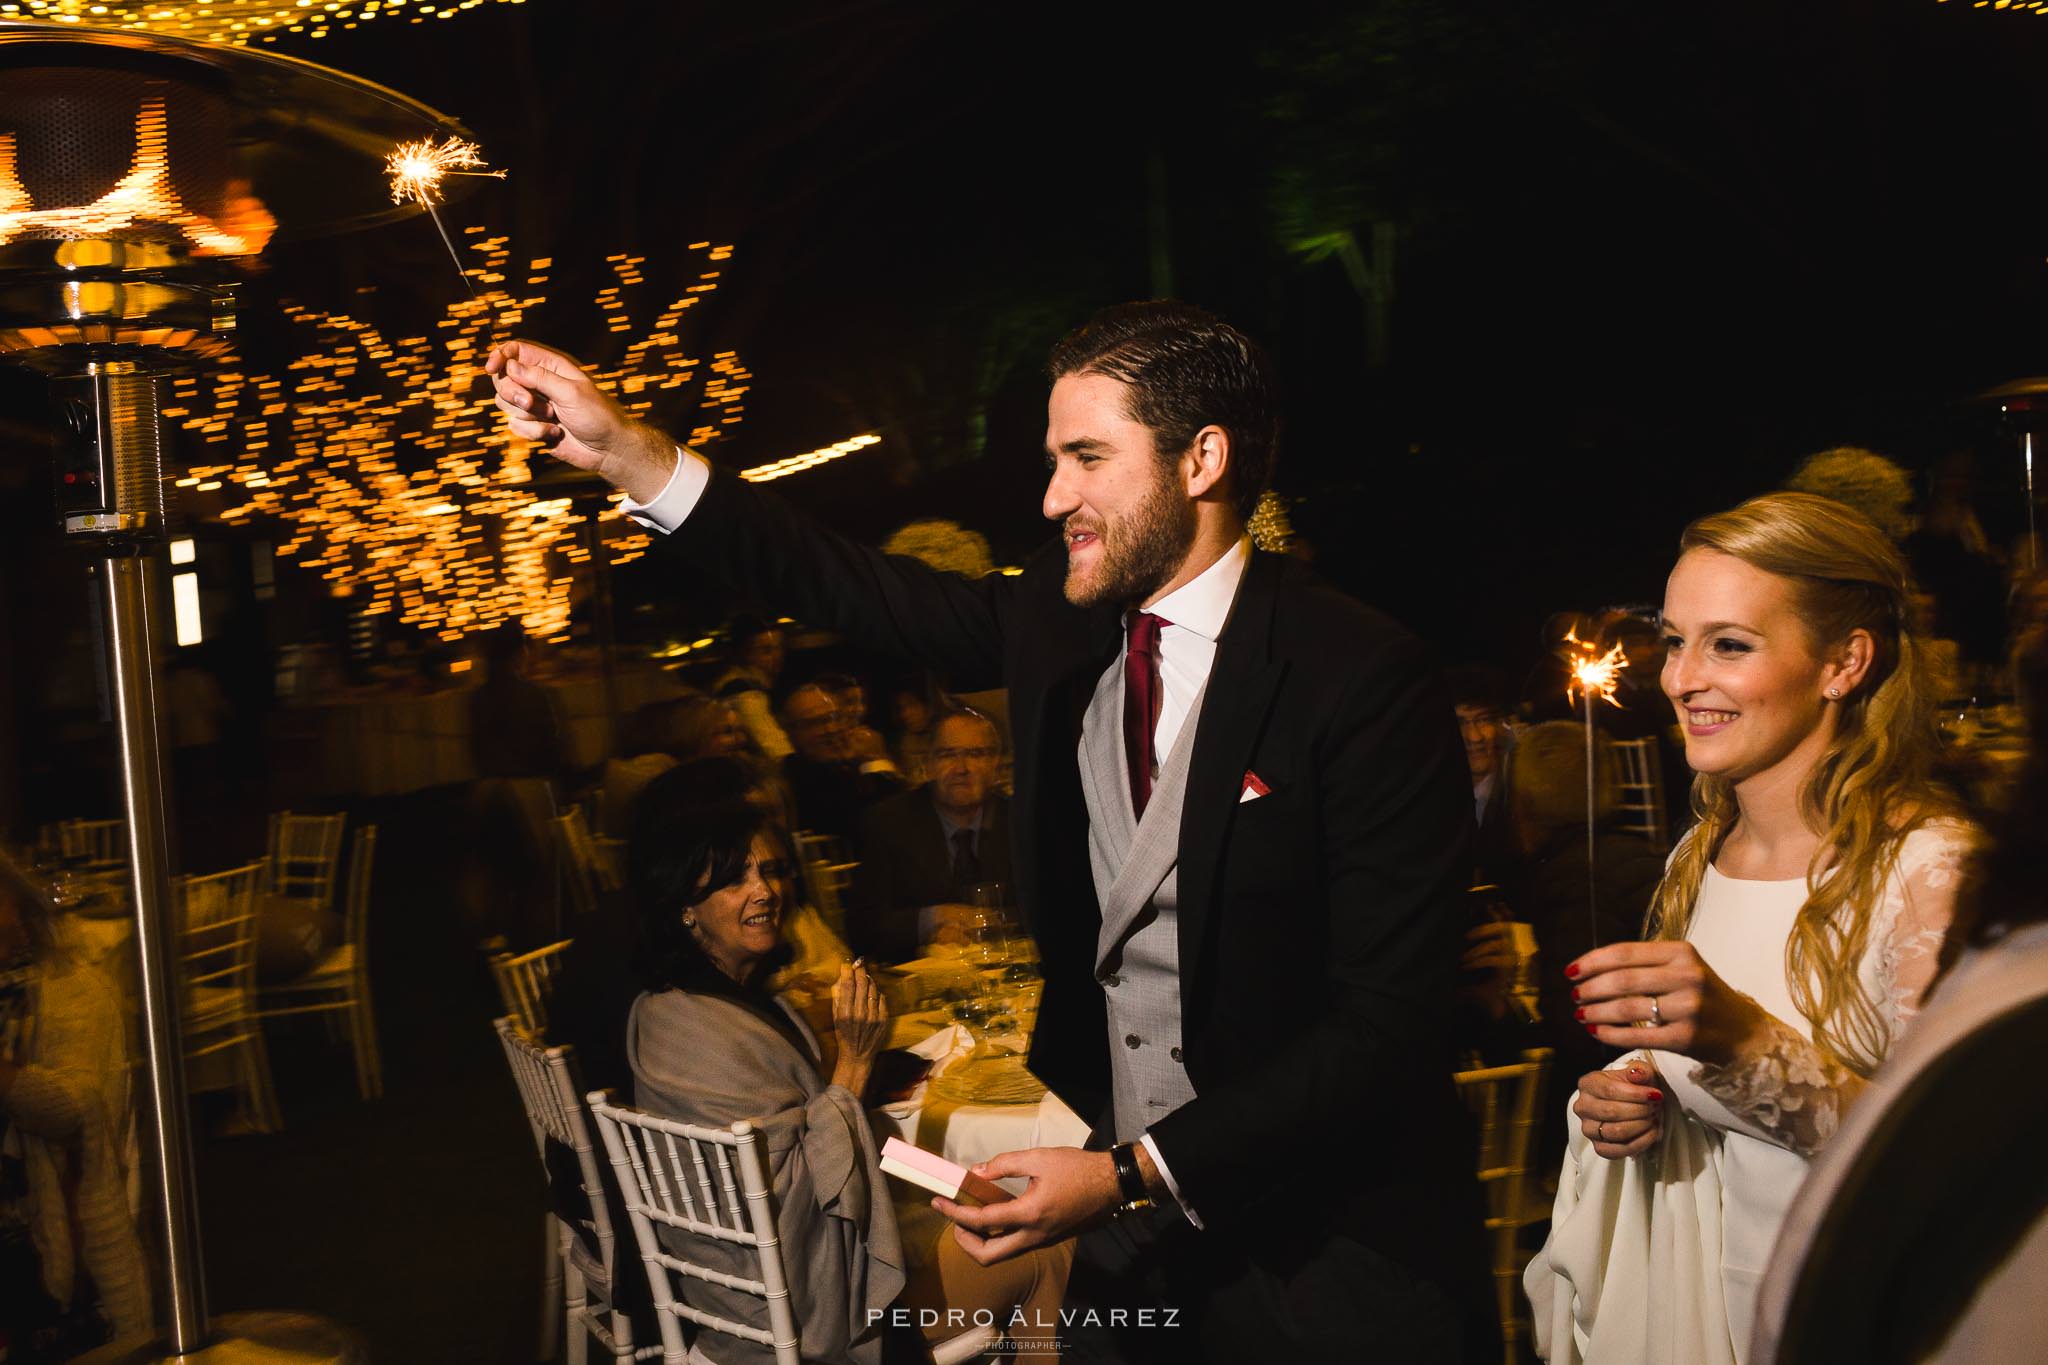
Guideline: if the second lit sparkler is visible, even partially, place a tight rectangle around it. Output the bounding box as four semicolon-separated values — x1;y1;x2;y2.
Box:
1563;625;1630;947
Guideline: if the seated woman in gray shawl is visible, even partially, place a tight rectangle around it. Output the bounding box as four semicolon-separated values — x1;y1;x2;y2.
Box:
626;803;1071;1365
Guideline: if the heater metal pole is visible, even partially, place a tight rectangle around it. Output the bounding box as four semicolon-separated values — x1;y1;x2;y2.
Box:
101;551;210;1353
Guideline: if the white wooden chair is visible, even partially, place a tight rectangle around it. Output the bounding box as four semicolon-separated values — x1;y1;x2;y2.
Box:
589;1095;996;1365
178;860;283;1133
492;939;573;1036
558;807;615;920
1612;736;1668;849
793;831;856;940
495;1019;658;1364
59;818;126;869
1454;1048;1553;1365
265;810;348;912
256;826;383;1099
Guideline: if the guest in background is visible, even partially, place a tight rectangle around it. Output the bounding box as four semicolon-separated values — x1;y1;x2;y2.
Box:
464;623;570;947
164;646;236;866
847;707;1015;963
1528;492;1975;1365
0;853;149;1349
1751;545;2048;1365
468;623;570;789
1446;664;1515;885
1903;451;2008;673
625;804;1071;1364
551;757;845;1095
598;692;750;838
889;682;939;786
713;615;793;762
779;681;905;849
817;672;899;774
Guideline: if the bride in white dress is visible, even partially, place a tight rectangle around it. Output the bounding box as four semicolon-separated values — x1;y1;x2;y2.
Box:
1525;492;1974;1365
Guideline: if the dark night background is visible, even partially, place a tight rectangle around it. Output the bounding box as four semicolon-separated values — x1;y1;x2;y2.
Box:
13;2;2048;678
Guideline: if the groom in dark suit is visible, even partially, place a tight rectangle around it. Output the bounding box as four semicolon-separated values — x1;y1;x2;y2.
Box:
487;302;1495;1362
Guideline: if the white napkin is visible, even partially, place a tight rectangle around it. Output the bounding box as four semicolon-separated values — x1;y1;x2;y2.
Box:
878;1024;976;1118
910;1022;975;1073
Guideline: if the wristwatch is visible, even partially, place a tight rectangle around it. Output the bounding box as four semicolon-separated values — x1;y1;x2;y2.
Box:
1110;1142;1153;1214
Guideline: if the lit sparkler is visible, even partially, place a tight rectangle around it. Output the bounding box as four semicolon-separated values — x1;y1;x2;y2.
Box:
384;137;505;294
1564;625;1630;708
1560;623;1631;945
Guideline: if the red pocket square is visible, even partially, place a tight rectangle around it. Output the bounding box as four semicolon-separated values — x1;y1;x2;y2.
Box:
1240;771;1271;802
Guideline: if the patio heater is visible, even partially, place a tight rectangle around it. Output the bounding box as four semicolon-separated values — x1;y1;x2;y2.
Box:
0;21;479;1361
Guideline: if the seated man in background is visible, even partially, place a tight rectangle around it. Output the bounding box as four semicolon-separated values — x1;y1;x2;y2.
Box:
779;680;904;851
847;707;1014;963
1446;664;1515;886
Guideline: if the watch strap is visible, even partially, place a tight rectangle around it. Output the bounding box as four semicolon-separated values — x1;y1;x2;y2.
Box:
1110;1141;1151;1209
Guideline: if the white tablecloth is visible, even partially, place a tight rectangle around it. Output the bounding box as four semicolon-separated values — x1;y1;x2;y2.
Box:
869;1018;1092;1267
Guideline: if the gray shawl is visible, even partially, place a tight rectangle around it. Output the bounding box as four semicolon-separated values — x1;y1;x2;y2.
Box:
627;987;907;1365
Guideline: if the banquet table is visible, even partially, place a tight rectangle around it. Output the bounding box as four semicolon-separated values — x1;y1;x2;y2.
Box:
870;1022;1091;1267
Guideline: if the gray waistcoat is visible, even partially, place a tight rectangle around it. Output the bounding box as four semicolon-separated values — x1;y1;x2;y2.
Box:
1077;656;1207;1143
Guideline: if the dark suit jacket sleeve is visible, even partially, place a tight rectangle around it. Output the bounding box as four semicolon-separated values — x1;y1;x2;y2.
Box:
664;467;1014;689
1144;635;1474;1216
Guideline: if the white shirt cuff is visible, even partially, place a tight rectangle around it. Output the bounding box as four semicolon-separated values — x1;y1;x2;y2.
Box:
618;446;711;533
1138;1132;1204;1230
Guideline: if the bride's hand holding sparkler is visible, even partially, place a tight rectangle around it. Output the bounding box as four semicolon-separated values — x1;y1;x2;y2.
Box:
485;339;678;502
1565;940;1772;1066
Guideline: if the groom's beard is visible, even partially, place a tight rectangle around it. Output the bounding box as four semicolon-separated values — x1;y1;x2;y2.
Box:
1062;466;1198;609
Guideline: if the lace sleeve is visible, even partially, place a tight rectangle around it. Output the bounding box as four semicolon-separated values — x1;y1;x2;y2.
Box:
1880;822;1972;1031
1691;1008;1860;1155
1690;822;1975;1156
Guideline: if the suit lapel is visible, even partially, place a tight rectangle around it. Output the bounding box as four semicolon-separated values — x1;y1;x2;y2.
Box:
1078;653;1136;853
1175;552;1287;971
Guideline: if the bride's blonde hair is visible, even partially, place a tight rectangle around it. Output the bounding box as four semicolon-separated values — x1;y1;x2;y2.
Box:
1645;491;1949;1075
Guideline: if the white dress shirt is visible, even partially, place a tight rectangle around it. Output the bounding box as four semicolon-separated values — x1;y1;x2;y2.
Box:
626;447;1233;1225
1129;536;1250;773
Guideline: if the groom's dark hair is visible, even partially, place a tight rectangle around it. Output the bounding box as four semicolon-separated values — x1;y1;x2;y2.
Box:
1048;300;1279;523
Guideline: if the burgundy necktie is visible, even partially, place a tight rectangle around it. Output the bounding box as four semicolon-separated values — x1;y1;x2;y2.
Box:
1124;611;1171;818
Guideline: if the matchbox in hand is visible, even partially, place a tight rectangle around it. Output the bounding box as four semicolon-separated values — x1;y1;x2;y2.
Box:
878;1136;1014;1207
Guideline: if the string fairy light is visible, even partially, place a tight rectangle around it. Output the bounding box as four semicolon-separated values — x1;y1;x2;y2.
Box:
1;0;531;46
164;235;724;643
738;433;880;482
163;235;881;644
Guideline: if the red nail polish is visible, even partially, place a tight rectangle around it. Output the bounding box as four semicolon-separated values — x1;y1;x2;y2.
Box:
1564;963;1582;979
1648;1091;1664;1103
1574;1007;1587;1021
1571;987;1582;1001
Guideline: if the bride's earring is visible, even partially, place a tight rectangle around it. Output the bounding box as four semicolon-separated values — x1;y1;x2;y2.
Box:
1826;686;1842;700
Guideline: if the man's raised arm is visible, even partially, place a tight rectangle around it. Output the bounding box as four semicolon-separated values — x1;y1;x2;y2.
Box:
483;338;1014;685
